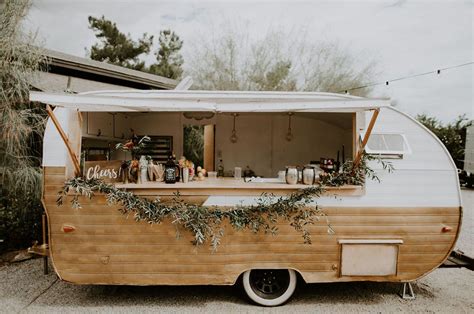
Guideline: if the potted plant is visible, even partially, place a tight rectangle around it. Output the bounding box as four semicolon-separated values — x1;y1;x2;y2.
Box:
115;131;151;183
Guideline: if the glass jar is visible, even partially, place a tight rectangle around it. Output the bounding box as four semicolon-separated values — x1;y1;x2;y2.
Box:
285;166;298;185
302;167;315;185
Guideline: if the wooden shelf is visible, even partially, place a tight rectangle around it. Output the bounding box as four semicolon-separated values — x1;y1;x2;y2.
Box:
82;134;123;142
115;178;364;196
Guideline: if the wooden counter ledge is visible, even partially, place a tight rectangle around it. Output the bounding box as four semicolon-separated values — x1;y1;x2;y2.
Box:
114;178;364;196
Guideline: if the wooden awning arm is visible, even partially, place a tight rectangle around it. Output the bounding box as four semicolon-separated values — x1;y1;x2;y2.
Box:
353;108;380;168
45;105;81;176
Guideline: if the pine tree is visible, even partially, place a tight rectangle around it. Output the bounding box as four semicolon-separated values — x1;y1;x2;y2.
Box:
87;15;153;71
149;30;184;79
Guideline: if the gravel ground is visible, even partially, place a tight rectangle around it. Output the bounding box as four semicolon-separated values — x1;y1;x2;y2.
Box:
1;189;473;314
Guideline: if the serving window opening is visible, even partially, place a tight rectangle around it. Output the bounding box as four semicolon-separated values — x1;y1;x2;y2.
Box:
214;112;354;178
79;111;360;190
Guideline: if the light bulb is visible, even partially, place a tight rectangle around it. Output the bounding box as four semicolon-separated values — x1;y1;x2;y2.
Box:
230;131;238;143
286;131;293;142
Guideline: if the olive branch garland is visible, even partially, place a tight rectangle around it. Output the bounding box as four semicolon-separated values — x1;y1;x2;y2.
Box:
56;153;393;251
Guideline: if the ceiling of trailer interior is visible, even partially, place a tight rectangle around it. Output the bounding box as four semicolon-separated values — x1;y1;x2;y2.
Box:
117;111;353;130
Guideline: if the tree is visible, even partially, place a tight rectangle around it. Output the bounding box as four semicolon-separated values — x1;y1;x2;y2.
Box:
183;125;204;167
186;28;376;95
87;15;153;71
87;17;184;79
416;114;472;169
149;30;184;80
0;0;46;250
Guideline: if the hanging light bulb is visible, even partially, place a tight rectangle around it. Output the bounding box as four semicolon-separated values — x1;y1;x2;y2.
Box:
230;113;238;143
286;112;293;142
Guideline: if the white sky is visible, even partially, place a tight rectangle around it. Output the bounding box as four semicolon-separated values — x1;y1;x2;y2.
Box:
24;0;473;122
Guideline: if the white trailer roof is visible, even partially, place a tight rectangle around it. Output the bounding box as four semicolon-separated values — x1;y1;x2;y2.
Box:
30;90;390;113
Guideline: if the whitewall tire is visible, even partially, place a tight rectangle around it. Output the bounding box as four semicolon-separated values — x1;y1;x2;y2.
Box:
242;269;297;306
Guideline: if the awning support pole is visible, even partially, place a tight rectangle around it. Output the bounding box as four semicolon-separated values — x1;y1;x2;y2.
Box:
45;105;81;176
353;108;379;168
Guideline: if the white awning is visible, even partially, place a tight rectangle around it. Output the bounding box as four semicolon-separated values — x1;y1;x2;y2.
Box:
30;90;390;113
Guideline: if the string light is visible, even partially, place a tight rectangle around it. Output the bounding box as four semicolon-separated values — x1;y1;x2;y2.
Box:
337;61;474;93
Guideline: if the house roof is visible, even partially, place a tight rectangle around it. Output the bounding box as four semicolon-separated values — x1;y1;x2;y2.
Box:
30;89;390;113
41;49;178;90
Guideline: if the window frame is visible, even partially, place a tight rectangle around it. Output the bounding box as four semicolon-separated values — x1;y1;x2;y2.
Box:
361;132;412;156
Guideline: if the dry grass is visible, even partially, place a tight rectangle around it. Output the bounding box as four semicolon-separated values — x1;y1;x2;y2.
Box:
0;0;47;199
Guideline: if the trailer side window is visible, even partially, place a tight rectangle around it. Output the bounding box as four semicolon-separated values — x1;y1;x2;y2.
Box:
364;133;411;158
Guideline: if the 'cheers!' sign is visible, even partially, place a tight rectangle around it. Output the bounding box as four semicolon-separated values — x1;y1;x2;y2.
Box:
83;160;123;183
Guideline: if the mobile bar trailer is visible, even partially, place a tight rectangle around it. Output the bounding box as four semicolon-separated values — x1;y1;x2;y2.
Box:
29;90;462;306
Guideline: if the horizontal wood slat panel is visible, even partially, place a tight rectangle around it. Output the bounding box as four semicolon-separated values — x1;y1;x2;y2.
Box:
48;213;460;225
398;263;440;272
398;254;443;263
55;262;334;274
43;167;65;175
399;244;452;253
46;198;460;216
54;253;338;264
44;176;67;186
49;223;457;236
58;273;236;285
44;185;67;195
322;207;460;215
52;243;340;256
53;241;339;254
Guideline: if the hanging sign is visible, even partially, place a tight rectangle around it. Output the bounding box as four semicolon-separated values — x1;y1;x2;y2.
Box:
83;160;123;183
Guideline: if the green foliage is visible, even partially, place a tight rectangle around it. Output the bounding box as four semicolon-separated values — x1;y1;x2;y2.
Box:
320;154;394;186
149;30;184;80
0;193;42;253
87;15;153;71
57;178;329;251
57;153;391;251
183;125;204;167
87;17;184;79
0;0;46;251
416;114;472;168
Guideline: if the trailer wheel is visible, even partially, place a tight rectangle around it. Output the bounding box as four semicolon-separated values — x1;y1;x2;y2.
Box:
242;269;297;306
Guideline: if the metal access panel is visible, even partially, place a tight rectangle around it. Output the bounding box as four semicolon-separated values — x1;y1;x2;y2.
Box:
339;239;402;276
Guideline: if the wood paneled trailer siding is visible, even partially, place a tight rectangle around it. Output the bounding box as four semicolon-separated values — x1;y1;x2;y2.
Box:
43;166;460;285
37;94;463;290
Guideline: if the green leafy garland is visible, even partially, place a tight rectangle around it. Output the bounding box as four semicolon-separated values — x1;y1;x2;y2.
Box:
57;153;393;250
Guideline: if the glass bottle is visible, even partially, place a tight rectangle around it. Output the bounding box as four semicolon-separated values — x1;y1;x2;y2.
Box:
172;152;180;182
217;159;224;177
165;152;176;184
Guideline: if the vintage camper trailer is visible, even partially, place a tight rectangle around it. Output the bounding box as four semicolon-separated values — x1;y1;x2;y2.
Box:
30;90;462;306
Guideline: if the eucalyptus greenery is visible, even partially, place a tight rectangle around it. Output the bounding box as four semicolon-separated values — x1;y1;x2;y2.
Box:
320;153;394;186
57;153;392;250
57;178;330;250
